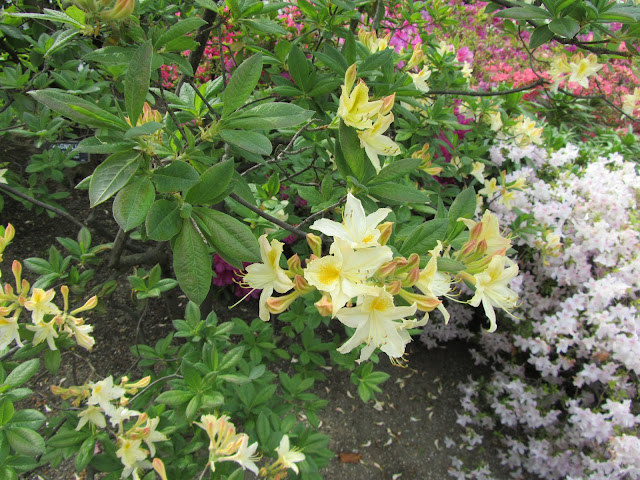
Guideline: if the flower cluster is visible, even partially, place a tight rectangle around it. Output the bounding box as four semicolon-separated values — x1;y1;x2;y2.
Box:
52;375;166;480
242;194;520;364
337;64;401;172
548;52;604;92
0;225;97;352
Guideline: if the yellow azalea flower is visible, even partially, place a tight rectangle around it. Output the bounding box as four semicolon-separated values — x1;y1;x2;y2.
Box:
479;178;499;197
116;438;148;475
486;111;503;132
460;61;473;79
511;115;543;147
548;54;572;92
567;53;603;89
243;235;294;322
87;376;126;418
336;287;424;362
275;435;305;474
76;404;106;431
219;434;261;475
436;40;455;57
310;193;391;248
26;319;59;350
459;210;512;256
304;238;392;317
409;66;432;93
414;242;453;323
195;414;243;466
139;417;167;457
338;64;383;129
0;312;22;350
357;113;401;172
358;30;391;52
622;87;640;117
24;288;61;324
468;255;519;332
470;162;485;184
406;45;426;69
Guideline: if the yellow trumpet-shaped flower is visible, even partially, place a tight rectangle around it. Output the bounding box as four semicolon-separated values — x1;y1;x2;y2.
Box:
567;53;603;89
357;113;401;173
409;66;432;93
337;64;383;130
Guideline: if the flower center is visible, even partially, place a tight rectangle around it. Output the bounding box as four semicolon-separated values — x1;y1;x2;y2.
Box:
317;264;340;285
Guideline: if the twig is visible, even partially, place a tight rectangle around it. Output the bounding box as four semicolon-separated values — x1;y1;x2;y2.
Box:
118;243;167;269
185;77;219;119
0;183;87;229
297;196;346;229
218;24;227;87
129;373;181;404
426;79;545;97
229;193;308;238
159;84;187;140
108;228;128;269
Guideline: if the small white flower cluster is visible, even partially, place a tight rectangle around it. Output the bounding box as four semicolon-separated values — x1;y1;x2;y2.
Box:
428;140;640;479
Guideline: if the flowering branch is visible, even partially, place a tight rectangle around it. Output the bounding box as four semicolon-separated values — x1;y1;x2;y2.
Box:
229;193;308;238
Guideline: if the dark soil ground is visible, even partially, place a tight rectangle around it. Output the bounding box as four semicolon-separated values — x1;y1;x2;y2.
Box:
0;175;512;480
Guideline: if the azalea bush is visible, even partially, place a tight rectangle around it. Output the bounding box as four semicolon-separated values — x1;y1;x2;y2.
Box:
0;0;639;479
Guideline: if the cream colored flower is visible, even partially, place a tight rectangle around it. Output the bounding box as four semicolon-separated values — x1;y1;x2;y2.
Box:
0;313;22;350
337;288;424;362
26;319;58;350
219;434;260;475
470;162;485;184
511;115;543;147
622;87;640;117
479;178;499;197
567;53;603;89
76;404;106;431
459;210;512;256
243;235;294;321
414;242;452;323
357;113;401;172
469;255;519;332
275;435;305;474
310;193;391;248
409;66;432;93
304;239;392;316
87;376;126;417
23;288;61;324
338;64;383;129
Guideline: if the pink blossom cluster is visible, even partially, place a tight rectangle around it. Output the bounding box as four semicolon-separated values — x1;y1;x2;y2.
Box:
212;254;258;299
426;142;640;479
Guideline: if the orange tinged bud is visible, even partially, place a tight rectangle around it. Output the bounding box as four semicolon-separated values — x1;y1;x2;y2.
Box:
377;221;393;246
314;295;333;317
398;289;441;312
386;280;403;295
71;295;98;315
461;239;477;256
287;254;303;276
307;233;322;257
266;291;300;314
100;0;134;20
403;266;420;287
293;274;314;294
345;63;357;92
11;260;21;287
153;458;169;480
378;260;398;278
380;93;396;116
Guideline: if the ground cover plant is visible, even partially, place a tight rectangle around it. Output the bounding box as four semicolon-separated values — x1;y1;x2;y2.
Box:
0;0;639;479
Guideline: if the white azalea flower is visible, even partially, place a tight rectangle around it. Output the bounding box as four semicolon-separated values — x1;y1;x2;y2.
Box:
304;239;392;317
414;242;453;323
87;376;126;417
336;288;424;362
243;235;294;321
310;193;391;248
219;434;260;475
76;404;106;431
409;66;432;92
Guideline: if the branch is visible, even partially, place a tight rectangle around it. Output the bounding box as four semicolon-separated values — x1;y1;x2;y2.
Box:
487;0;635;58
426;79;545;97
177;8;218;93
118;243;167;269
229;193;308;238
0;183;87;230
297;196;346;230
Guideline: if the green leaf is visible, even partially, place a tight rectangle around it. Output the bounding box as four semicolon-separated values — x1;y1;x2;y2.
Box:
339;120;364;180
7;410;46;430
146;200;182;241
359;48;393;73
223;102;314;129
123;122;163;139
29;90;128;131
47;430;88;448
223;53;263;117
152;161;200;193
226;0;241;17
0;466;16;480
75;436;95;472
3;359;39;388
368;183;430;205
0;400;14;426
447;187;476;238
193;208;261;264
113;176;155;232
44;349;61;375
437;257;466;273
125;41;153;126
370;157;421;185
400;218;449;257
288;45;310;92
6;427;45;456
75;137;135;154
184;159;234;205
155;390;194;407
548;17;580;38
219;130;272;155
156;17;207;49
89;152;139;207
494;6;551;19
244;19;287;35
529;25;555;49
173;219;212;305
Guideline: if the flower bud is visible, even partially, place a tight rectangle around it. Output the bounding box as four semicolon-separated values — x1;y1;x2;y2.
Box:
293;275;314;294
377;221;393;246
266;291;300;314
287;254;303;276
403;266;421;287
11;260;21;288
398;289;441;312
71;295;98;315
344;63;357;93
100;0;134;20
377;260;398;279
386;280;403;295
153;458;169;480
306;233;323;257
379;94;396;116
314;295;333;317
